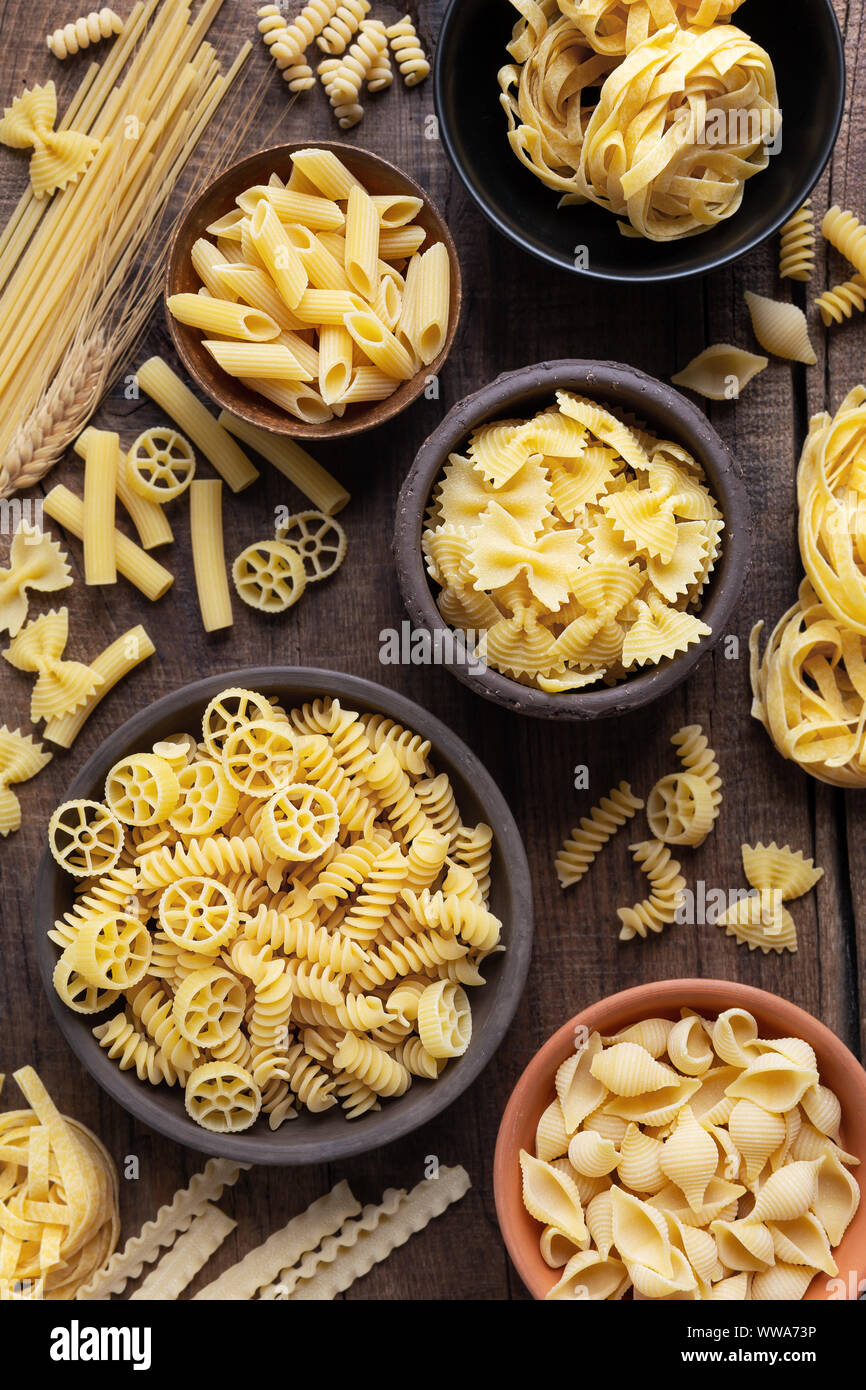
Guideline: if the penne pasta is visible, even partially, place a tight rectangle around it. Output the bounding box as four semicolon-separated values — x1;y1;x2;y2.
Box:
344;307;416;380
295;289;365;325
415;242;451;365
290;147;363;200
82;428;118;585
249;201;308;310
284;225;352;292
166;293;280;341
318;323;354;403
236;184;345;231
211;264;306;332
373;274;402;332
203;340;312;382
189;480;233;633
191;237;236;299
378;225;426;259
242;377;335;423
136;357;259;494
43;485;174;601
206;208;246;241
344;184;380;300
340;366;400;403
371;192;423;227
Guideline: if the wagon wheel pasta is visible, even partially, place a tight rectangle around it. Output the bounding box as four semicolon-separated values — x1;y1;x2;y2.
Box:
521;1007;860;1298
424;396;723;690
47;687;504;1130
127;429;196;503
232;540;308;613
48;798;124;876
276;510;347;581
499;4;780;242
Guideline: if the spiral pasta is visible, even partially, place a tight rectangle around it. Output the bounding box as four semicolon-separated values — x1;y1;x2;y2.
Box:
815;274;866;327
779;201;816;282
616;839;687;942
822;205;866;280
47;686;503;1131
386;15;429;86
46;8;123;59
318;0;369;54
555;781;644;888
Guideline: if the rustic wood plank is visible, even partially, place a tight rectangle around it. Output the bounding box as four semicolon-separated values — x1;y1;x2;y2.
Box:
0;0;863;1301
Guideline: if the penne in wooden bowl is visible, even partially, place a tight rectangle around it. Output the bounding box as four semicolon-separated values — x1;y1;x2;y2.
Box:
166;143;462;440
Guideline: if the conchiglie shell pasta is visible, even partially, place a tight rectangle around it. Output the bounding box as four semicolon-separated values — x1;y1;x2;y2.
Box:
751;1262;818;1301
602;1078;701;1128
583;1111;629;1144
711;1009;760;1067
671;345;768;401
708;1272;751;1300
728;1099;787;1184
519;1150;588;1246
539;1225;584;1268
600;1017;672;1058
725;1052;819;1113
589;1042;679;1097
659;1105;719;1212
585;1190;615;1259
710;1217;775;1273
689;1066;740;1126
746;1160;823;1224
800;1083;842;1141
568;1130;621;1178
555;1033;607;1132
666;1015;714;1076
546;1249;630;1301
813;1154;861;1247
649;1177;746;1229
627;1248;697;1299
745;291;817;366
610;1188;673;1278
769;1214;838;1276
535;1097;570;1161
669;1219;719;1287
618;1123;666;1195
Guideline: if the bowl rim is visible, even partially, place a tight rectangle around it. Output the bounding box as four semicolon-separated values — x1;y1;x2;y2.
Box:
164;139;463;440
493;978;866;1301
393;358;751;720
434;0;846;285
34;665;533;1165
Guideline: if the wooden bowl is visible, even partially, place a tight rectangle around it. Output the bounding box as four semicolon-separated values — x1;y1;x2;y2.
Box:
394;359;751;720
34;667;533;1165
166;142;462;440
494;980;866;1301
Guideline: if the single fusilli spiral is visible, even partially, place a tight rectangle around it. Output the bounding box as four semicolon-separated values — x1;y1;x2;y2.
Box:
340;843;408;941
209;1030;254;1069
450;823;493;900
402;888;502;952
363;19;392;91
127;980;199;1079
396;1036;441;1079
92;1013;179;1085
243;905;366;974
822;206;866;280
617;840;687;943
414;772;460;842
220;869;272;914
360;713;431;775
671;725;723;808
353;927;467;991
326;703;373;777
318;58;364;128
317;0;370;54
404;827;450;892
283;957;345;1006
554;781;645;888
47;8;122;58
257;3;317;91
815;273;866;326
386;14;430;87
779;202;816;282
298;735;377;833
230;945;294;1049
333;1032;411;1097
260;1077;297;1129
326;19;387;104
281;1040;338;1110
308;837;383;909
289;991;393;1032
334;1074;381;1117
138;836;266;892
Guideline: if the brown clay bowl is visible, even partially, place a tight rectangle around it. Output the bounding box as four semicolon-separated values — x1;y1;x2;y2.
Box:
34;668;532;1165
394;359;751;720
166;142;462;440
494;980;866;1301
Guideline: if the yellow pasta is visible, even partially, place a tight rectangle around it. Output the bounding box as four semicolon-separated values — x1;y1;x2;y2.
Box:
42;625;155;748
216;410;349;514
203;340;311;381
0;725;51;835
47;685;504;1131
344;308;416;379
81;427;118;585
0;82;100;199
318;0;370;55
43;483;173;601
0;522;72;637
555;781;644;888
47;9;124;59
74;428;174;549
136;357;258;494
344;184;380;300
249;200;309;310
822;205;866;280
815;273;866;327
166;293;280;341
779;201;816;282
3;606;101;723
745;291;817;366
671;345;768;401
415;242;450;366
189;480;233;633
386;15;429;86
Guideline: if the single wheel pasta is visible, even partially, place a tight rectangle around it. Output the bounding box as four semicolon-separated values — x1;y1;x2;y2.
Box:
48;799;124;877
258;783;340;860
184;1061;262;1133
276;510;347;582
202;687;279;759
158;877;240;954
416;980;472;1059
105;754;180;827
67;911;153;990
127;429;196;502
168;759;239;837
232;540;308;612
646;771;718;848
172;967;246;1048
221;719;298;796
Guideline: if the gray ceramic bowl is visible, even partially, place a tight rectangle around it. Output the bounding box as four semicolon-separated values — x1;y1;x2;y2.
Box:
394;360;750;720
34;668;533;1165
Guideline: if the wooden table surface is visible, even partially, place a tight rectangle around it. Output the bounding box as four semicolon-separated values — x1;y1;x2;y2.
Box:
1;0;864;1302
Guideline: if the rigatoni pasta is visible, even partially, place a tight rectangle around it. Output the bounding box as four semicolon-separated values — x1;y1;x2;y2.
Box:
168;147;452;422
82;428;118;585
136;357;259;494
189;480;233;633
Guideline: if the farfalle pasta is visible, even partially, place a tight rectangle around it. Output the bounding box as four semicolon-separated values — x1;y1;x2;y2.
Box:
47;687;503;1133
3;608;101;724
423;395;723;691
0;523;72;637
520;1007;860;1299
0;81;100;198
499;3;780;242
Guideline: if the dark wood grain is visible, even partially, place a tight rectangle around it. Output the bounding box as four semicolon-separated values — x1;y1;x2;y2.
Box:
0;0;864;1302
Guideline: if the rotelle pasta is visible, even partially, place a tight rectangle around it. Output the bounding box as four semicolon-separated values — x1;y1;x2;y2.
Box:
751;387;866;786
520;1006;860;1299
423;394;723;690
47;687;503;1134
169;147;451;422
499;2;781;242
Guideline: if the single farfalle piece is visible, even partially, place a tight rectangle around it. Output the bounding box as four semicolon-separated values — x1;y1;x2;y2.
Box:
602;486;677;563
621;593;711;668
48;798;124;877
232;540;307;613
741;842;823;902
434;452;552;539
467;418;540;488
716;894;798;954
483;603;560;679
0;725;52;835
471;502;584;611
276;510;347;582
3;607;102;722
0;81;101;197
646;521;710;603
0;523;72;637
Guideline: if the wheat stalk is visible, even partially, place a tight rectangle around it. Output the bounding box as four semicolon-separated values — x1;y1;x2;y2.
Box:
0;334;108;499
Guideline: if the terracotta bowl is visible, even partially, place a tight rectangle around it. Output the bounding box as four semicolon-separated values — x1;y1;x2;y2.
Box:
494;980;866;1301
34;667;532;1165
166;142;462;440
394;359;751;720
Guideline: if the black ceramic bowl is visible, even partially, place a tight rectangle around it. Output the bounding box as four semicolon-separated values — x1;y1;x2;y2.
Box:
394;360;750;719
35;668;533;1165
435;0;845;283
